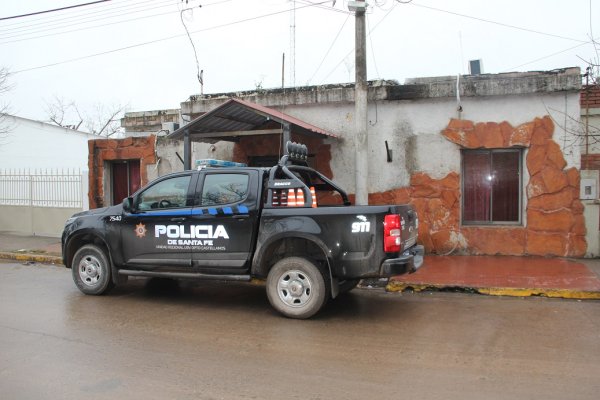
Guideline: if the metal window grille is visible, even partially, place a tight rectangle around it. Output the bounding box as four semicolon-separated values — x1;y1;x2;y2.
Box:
0;169;83;208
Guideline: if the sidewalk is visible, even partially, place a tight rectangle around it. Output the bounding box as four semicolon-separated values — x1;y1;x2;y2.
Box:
1;232;599;300
0;232;62;264
388;255;600;300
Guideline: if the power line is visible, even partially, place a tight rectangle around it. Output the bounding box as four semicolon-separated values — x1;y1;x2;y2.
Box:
320;1;397;84
0;0;170;34
0;0;232;45
295;0;351;15
366;13;381;79
408;1;588;44
12;0;331;74
290;0;296;87
0;0;338;42
310;0;592;83
590;0;600;66
0;0;111;21
180;7;203;92
371;0;397;12
0;0;136;28
502;39;597;72
0;0;178;41
0;3;181;44
307;13;350;84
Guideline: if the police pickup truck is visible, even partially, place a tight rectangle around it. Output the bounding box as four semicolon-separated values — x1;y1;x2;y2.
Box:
62;142;423;319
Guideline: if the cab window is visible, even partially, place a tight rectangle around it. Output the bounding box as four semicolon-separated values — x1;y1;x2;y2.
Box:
201;174;249;206
137;175;191;210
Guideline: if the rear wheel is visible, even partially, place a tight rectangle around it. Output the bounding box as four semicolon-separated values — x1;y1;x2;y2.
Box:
266;257;329;319
71;244;114;295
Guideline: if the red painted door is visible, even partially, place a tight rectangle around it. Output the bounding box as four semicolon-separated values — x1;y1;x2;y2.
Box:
112;160;141;205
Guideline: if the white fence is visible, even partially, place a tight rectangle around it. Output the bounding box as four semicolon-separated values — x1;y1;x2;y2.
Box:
0;169;84;208
0;169;88;237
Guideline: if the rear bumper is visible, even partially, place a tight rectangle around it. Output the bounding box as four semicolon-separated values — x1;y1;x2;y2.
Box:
379;245;424;277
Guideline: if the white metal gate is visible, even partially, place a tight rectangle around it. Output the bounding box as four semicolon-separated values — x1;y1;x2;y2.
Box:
0;169;88;237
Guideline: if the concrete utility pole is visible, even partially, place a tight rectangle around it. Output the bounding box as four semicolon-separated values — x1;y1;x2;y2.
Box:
349;1;368;205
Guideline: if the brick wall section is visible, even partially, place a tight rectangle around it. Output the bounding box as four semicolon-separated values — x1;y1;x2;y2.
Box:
232;134;333;178
88;136;156;209
581;154;600;170
368;116;586;257
581;85;600;108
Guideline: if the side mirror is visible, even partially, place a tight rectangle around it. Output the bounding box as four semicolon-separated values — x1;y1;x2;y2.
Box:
122;197;134;213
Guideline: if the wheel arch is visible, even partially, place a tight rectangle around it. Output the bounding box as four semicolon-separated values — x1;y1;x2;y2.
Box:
65;231;113;271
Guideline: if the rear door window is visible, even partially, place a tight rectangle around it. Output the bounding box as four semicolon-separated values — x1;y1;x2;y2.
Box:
200;174;249;206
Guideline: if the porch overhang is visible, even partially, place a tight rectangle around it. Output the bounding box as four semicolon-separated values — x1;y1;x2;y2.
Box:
167;98;338;169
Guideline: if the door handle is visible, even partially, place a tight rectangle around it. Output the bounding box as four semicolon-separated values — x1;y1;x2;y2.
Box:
233;215;249;220
171;217;186;222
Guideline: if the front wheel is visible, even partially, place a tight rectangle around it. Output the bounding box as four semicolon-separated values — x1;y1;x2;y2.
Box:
266;257;329;319
71;244;114;295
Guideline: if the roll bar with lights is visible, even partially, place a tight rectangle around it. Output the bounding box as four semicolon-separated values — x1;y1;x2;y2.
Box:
266;141;350;207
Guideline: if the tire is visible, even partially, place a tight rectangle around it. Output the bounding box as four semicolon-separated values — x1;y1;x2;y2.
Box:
266;257;330;319
338;279;360;294
71;244;115;295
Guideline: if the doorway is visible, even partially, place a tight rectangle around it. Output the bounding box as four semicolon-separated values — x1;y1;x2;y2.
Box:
112;160;141;205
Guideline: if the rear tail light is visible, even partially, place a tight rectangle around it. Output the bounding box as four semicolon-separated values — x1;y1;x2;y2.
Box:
384;214;402;253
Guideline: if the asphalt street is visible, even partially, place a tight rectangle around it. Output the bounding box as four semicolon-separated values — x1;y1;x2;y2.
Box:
1;260;599;400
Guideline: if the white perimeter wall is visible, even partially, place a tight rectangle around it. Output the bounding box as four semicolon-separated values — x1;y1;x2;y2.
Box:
0;116;93;236
0;115;93;170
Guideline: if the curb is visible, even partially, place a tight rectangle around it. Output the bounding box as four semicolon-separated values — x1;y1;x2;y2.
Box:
0;252;63;265
2;253;599;300
386;281;600;300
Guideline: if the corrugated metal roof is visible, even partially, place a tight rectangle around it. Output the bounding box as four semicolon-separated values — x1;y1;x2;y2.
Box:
168;98;338;141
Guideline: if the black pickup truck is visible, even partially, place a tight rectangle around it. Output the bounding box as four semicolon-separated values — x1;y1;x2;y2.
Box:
62;142;423;318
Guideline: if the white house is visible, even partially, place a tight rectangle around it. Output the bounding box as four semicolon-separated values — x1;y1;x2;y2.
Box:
0;115;94;237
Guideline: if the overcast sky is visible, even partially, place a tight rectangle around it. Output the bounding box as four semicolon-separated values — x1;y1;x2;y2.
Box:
1;0;599;127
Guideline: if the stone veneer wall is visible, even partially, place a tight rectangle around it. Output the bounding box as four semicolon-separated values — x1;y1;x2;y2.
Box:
369;116;586;257
88;136;156;209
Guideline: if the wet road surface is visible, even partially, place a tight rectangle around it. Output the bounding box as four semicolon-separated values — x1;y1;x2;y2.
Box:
1;261;599;400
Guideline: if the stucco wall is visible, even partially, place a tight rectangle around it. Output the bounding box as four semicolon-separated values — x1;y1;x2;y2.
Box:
0;205;81;238
281;92;581;194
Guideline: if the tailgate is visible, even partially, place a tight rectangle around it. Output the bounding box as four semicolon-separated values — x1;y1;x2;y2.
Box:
387;205;418;252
